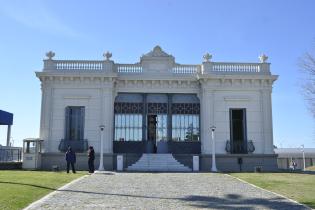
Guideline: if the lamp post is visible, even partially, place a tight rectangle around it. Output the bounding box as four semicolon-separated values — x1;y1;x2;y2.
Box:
98;125;105;171
301;144;305;171
210;125;217;172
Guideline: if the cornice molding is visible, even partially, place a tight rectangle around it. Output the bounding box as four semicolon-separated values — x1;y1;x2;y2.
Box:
37;72;277;91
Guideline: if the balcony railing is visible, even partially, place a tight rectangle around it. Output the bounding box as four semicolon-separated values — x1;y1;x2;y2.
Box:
225;140;255;154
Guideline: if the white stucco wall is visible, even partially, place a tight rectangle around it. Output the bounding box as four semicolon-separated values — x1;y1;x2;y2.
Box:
36;46;277;155
39;80;115;153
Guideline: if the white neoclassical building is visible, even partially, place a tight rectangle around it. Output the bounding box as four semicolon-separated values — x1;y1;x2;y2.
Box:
36;46;278;171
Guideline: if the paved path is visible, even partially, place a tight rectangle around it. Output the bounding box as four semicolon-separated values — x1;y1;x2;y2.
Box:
26;173;309;210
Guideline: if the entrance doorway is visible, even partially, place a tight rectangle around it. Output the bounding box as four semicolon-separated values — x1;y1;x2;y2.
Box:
147;115;157;153
147;115;168;153
230;109;247;154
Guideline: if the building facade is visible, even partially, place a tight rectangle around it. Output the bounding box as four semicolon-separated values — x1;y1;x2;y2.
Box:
36;46;278;171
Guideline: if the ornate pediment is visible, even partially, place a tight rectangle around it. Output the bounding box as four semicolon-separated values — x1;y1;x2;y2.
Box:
140;46;175;73
142;45;172;58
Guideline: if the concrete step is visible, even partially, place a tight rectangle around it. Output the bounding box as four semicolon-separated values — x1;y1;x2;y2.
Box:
128;168;191;172
129;163;186;166
128;164;189;168
128;167;191;171
126;154;191;172
130;162;184;166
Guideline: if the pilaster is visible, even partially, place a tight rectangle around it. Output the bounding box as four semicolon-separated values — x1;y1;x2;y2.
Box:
102;84;115;153
200;87;214;154
261;89;274;154
40;83;53;152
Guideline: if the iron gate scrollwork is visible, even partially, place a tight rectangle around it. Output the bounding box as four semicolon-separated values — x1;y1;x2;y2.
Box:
147;103;167;114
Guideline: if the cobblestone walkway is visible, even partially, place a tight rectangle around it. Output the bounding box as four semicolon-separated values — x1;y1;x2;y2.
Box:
26;173;309;210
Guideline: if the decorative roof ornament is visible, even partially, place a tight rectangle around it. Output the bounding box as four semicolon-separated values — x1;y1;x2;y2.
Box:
203;52;212;62
259;54;268;63
143;45;171;57
46;51;55;60
103;51;112;61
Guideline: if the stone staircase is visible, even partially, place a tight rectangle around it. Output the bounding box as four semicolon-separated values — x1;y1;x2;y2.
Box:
126;153;191;172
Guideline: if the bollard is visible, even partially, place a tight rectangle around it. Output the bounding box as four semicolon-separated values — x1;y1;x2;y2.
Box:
193;155;199;171
117;155;123;171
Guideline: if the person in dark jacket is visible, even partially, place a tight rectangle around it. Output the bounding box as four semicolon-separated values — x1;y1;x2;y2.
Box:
65;147;76;173
88;146;95;173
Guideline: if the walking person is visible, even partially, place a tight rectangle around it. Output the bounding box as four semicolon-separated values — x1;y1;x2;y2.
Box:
88;146;95;173
65;147;76;173
292;161;297;170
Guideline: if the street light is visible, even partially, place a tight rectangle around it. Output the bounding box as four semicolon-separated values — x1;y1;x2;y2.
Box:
301;144;305;171
98;125;105;171
210;125;217;172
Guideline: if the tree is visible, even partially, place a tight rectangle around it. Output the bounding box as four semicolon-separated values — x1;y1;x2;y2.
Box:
300;47;315;117
185;124;199;141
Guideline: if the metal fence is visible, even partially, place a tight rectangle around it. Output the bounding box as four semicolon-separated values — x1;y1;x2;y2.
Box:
0;147;22;162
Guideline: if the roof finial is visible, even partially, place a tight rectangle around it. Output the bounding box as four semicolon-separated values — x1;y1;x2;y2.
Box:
259;54;268;63
103;51;112;61
153;45;162;52
203;52;212;62
46;51;55;60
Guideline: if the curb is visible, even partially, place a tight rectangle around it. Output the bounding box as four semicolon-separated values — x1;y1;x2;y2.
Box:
224;174;312;210
23;175;89;210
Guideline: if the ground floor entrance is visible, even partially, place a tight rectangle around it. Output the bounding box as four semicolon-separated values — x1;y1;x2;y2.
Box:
113;93;201;154
147;114;169;153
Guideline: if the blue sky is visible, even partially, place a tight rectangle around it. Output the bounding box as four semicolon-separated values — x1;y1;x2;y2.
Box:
0;0;314;148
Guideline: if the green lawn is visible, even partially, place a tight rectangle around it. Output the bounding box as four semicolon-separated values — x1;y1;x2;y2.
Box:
0;170;86;210
230;173;315;209
306;166;315;171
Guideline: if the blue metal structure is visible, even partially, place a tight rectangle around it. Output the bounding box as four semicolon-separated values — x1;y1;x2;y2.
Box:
0;110;13;146
0;110;13;125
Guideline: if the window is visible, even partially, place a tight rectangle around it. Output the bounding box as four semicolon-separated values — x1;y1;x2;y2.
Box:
172;114;199;141
114;114;142;141
65;106;85;140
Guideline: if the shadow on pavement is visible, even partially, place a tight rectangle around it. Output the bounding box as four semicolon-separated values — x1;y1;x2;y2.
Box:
1;181;309;209
180;194;308;210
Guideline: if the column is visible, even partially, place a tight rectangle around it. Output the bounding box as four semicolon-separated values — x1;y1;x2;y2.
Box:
6;125;11;146
142;93;147;141
167;94;172;141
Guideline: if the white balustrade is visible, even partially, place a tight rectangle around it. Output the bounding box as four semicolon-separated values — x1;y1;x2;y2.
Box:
211;63;261;73
117;64;143;73
172;65;200;74
43;60;269;75
55;60;104;70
